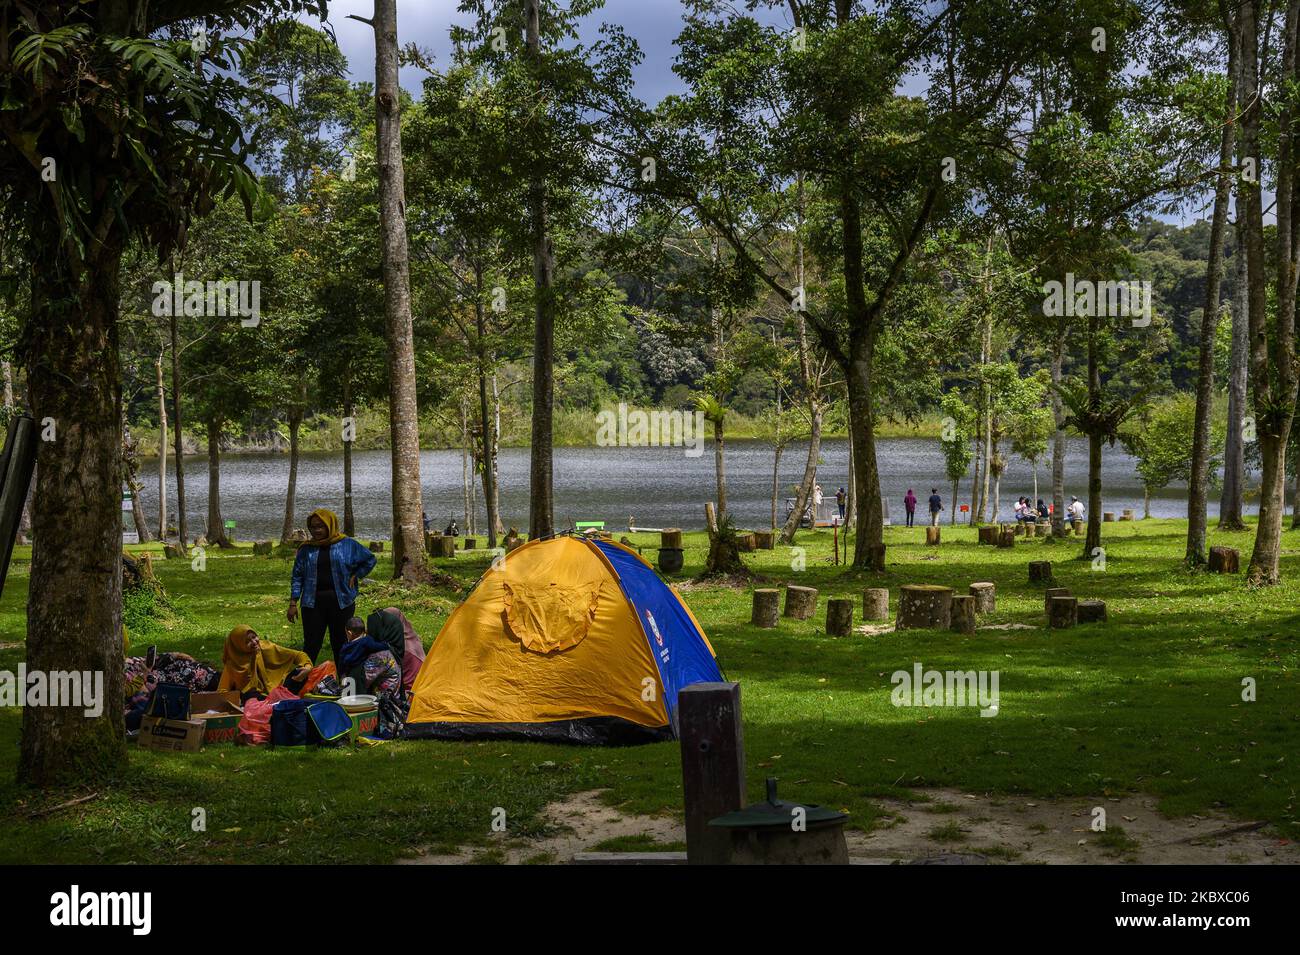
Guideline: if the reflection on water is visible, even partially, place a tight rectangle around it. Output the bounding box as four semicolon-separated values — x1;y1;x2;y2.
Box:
133;436;1219;541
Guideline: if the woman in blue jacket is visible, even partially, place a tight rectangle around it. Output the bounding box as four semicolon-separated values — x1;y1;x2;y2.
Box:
288;508;377;670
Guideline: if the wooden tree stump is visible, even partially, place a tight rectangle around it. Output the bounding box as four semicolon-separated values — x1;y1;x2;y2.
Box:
865;543;887;571
969;581;996;613
1034;523;1048;537
253;540;273;556
926;526;941;546
1208;546;1239;574
997;527;1015;548
462;537;477;550
661;528;683;549
783;585;819;620
368;540;385;553
751;589;780;628
1044;586;1072;614
949;594;976;634
754;530;775;550
1048;595;1078;629
1103;512;1115;522
863;587;890;621
737;532;757;552
1121;509;1134;521
1072;520;1084;536
435;536;456;559
1078;599;1108;623
826;598;854;636
1028;560;1053;584
896;584;953;631
163;543;185;560
978;526;999;545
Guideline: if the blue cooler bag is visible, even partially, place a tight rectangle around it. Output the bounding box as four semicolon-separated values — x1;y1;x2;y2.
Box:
307;701;352;746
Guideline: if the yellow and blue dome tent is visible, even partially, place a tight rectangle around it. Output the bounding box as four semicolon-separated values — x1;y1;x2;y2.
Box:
405;535;723;745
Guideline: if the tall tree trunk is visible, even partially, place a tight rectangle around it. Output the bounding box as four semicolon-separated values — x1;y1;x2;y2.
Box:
342;366;355;537
1;359;12;408
280;402;303;544
1084;316;1104;558
123;418;153;544
1219;240;1249;529
477;349;500;549
461;394;473;534
847;334;884;569
951;477;959;524
1188;21;1240;564
526;0;556;540
156;352;168;539
968;430;980;525
20;250;127;786
372;0;427;578
170;313;188;546
1244;0;1300;585
779;404;821;543
206;417;231;548
1050;325;1068;536
845;431;856;528
712;416;728;522
491;372;504;536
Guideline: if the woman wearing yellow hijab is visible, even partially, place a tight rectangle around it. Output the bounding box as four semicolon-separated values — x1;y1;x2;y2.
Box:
218;625;312;699
287;508;377;669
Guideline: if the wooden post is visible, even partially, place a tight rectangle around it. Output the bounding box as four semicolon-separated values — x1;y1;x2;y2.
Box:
751;589;780;628
1044;586;1072;614
826;598;854;636
968;581;995;613
662;528;683;549
783;585;819;620
863;587;889;621
679;682;746;866
1208;546;1239;574
949;594;976;634
704;503;718;536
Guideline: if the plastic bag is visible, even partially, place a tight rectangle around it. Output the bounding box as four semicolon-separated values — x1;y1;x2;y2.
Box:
237;686;298;746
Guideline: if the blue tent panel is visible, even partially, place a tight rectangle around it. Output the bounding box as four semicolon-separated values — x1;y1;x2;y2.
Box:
593;540;723;731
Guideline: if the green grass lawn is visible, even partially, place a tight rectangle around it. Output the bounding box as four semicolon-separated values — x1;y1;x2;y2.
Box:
0;518;1296;863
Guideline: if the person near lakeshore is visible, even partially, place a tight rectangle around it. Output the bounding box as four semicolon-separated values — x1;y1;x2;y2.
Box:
813;483;824;521
904;488;917;527
835;487;846;522
928;488;942;526
288;508;377;670
1037;498;1050;521
1068;496;1085;524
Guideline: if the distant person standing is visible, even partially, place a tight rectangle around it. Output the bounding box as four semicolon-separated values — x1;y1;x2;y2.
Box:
904;488;917;527
835;487;846;522
813;483;824;521
928;488;942;527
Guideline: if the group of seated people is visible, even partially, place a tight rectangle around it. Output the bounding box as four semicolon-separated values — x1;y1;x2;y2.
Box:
124;607;426;741
1013;497;1050;523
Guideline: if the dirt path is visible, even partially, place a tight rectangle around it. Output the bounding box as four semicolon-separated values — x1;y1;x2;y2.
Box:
400;787;1297;865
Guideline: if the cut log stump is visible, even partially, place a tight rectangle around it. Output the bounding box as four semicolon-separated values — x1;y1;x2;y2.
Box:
1208;546;1239;574
462;537;477;550
1078;599;1108;624
1103;512;1115;522
754;530;775;550
1034;523;1048;537
949;595;976;635
968;582;996;614
996;527;1015;548
751;589;780;628
1044;587;1072;615
368;540;385;553
896;584;954;631
1028;560;1053;584
253;540;273;556
1121;509;1134;521
826;598;854;636
925;526;941;546
863;588;890;621
1048;595;1078;629
661;528;683;550
783;585;819;620
978;526;999;546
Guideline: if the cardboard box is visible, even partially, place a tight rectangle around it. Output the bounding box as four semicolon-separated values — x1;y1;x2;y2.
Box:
347;708;379;743
138;714;206;753
189;691;243;744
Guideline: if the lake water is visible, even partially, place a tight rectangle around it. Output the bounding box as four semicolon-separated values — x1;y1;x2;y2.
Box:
131;436;1217;541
